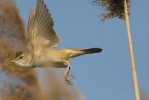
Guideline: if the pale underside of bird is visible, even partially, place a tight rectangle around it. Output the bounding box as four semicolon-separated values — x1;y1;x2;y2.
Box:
10;0;102;84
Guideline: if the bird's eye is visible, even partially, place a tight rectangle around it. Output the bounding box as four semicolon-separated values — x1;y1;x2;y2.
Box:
19;56;23;59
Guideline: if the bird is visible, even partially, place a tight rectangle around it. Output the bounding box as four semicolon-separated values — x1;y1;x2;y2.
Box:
10;0;102;84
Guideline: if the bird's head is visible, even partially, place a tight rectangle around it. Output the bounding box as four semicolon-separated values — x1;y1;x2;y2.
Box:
10;51;32;67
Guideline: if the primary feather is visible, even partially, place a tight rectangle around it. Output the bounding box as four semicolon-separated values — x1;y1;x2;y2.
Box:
26;0;60;53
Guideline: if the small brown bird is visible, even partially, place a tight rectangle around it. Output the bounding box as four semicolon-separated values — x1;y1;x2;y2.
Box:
11;0;102;84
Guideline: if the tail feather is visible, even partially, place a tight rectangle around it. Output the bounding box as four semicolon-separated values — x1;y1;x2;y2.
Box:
68;48;102;58
80;48;102;54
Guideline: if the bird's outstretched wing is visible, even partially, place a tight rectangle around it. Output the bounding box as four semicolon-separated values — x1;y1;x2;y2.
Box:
26;0;60;53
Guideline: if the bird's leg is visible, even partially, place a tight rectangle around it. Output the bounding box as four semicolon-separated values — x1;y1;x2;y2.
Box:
63;60;75;85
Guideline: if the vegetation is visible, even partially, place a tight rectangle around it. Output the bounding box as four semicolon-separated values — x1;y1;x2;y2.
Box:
0;0;84;100
90;0;130;22
90;0;140;100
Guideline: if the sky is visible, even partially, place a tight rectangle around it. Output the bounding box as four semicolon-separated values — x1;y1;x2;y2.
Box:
15;0;149;100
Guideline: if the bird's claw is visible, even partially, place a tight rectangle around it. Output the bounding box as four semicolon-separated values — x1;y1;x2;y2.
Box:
65;74;75;85
66;74;75;80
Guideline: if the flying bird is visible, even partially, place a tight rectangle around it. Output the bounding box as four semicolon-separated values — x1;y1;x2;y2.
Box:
11;0;102;84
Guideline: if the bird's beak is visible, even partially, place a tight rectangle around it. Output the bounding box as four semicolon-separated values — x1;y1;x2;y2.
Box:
10;59;15;63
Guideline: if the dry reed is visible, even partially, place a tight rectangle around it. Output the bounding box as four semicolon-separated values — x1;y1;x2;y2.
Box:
90;0;130;22
0;0;84;100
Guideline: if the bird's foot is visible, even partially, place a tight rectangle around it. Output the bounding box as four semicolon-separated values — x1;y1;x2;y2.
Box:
65;74;75;85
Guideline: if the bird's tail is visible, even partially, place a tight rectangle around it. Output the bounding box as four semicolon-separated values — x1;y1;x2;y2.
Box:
80;48;102;54
68;48;102;58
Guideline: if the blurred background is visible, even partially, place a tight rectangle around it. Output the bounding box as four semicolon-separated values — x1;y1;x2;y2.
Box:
0;0;149;100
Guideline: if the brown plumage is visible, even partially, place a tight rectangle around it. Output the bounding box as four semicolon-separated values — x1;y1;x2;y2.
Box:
11;0;102;85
